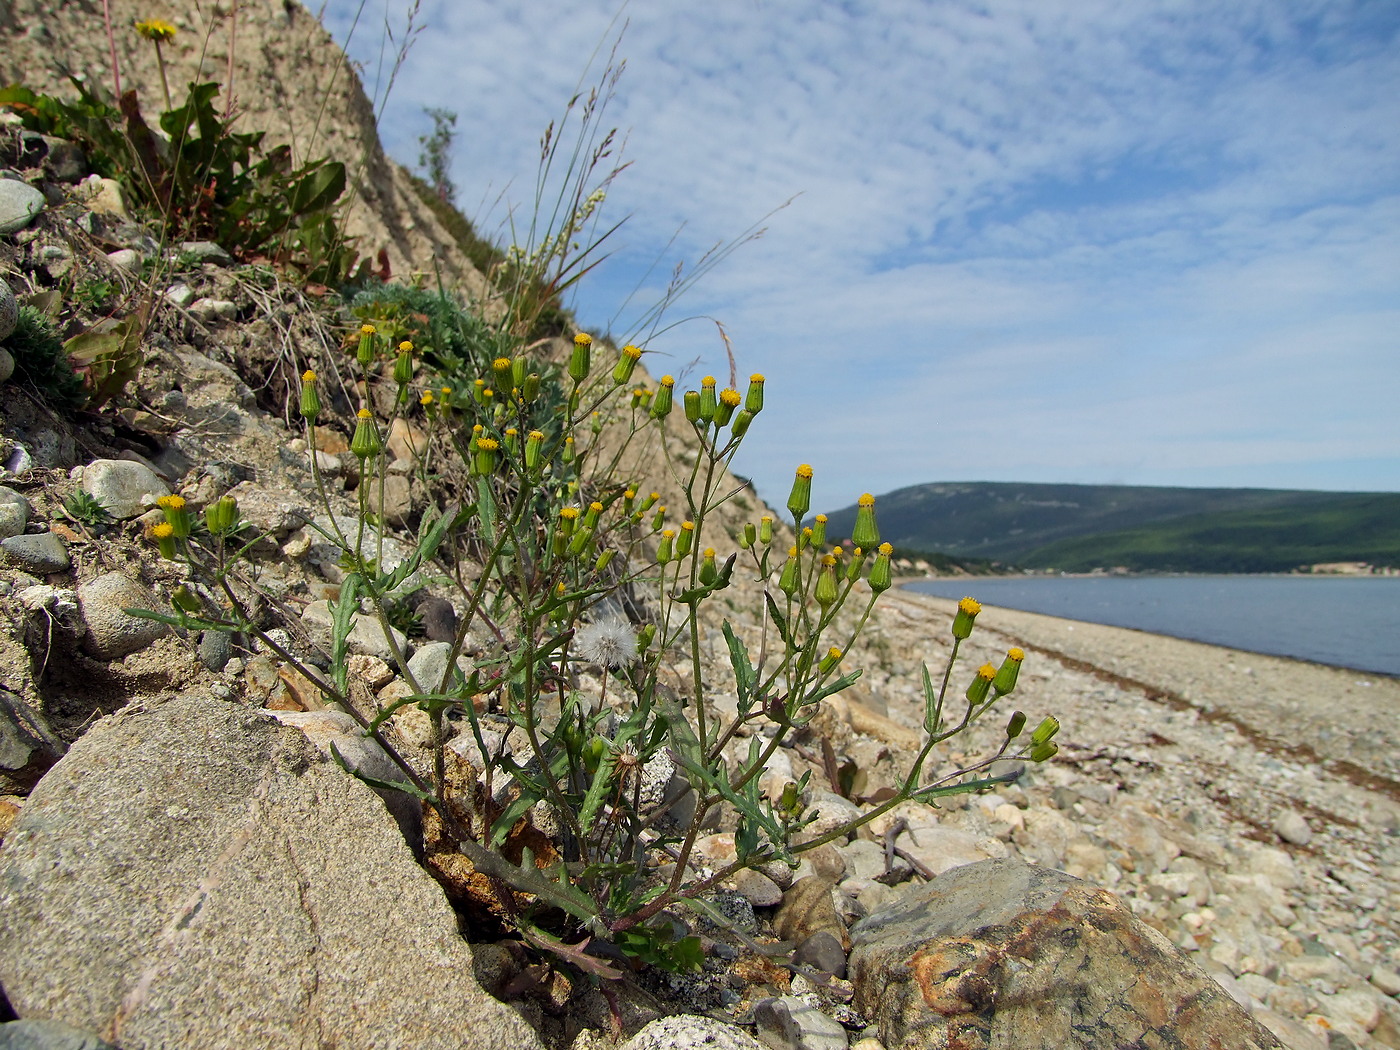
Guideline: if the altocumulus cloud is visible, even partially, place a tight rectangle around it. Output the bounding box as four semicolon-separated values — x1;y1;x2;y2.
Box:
324;0;1400;513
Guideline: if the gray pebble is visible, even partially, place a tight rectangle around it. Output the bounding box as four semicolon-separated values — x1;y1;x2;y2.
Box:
1;532;69;574
0;178;46;235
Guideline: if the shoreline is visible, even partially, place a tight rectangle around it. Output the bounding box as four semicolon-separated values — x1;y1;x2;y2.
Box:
883;586;1400;799
896;575;1400;680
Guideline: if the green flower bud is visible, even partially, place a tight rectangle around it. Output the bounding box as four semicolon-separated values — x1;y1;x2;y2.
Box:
1031;716;1060;746
356;324;376;368
522;372;541;402
676;522;695;557
512;357;529;389
819;647;842;675
759;516;774;545
787;464;813;524
811;515;827;549
651;505;667;532
474;437;500;476
714;387;741;427
568;526;594;557
394;344;414;387
1030;740;1059;763
492;356;514;392
851;493;880;549
779;546;801;598
299;370;321;421
815;555;839;608
525;430;545;470
151;521;177;559
869;543;893;594
741;523;756;549
651;376;675;419
172;584;202;613
966;663;996;706
569;333;592;382
745;373;765;413
951;596;981;640
846;546;867;582
558;506;580;537
204;495;239;536
698;377;717;422
638;624;656;651
351;409;382;462
730;409;754;439
583;501;603;530
639;492;660;513
993;648;1024;695
683;390;702;423
613;344;642;385
1005;710;1027;740
157;495;192;539
657;529;676;565
699;548;718;586
594;549;616;572
778;780;800;817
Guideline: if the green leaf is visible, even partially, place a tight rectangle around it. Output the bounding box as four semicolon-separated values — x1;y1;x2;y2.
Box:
922;662;940;734
722;620;755;713
488;793;541;849
797;668;863;709
764;591;791;647
330;573;362;693
576;749;618;837
287;160;346;215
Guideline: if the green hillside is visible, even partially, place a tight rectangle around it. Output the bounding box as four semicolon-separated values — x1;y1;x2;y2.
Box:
823;482;1400;572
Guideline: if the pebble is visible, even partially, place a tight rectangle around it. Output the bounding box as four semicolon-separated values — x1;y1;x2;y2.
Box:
753;995;849;1050
0;486;31;538
0;277;16;340
78;459;170;520
1;532;70;574
77;573;168;659
0;177;45;235
1273;810;1314;846
1369;965;1400;997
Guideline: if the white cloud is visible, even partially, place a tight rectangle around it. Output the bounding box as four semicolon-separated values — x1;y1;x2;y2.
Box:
321;0;1400;512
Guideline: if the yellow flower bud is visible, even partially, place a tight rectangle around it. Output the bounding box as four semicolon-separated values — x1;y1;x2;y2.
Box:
787;464;813;524
952;596;981;640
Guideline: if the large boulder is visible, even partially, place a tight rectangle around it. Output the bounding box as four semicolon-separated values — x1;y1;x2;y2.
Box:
0;692;545;1050
848;858;1284;1050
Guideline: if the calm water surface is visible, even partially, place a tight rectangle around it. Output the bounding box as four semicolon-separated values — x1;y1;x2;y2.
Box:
904;575;1400;677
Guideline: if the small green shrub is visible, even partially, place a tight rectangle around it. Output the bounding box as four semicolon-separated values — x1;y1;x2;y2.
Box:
5;305;85;410
0;80;353;279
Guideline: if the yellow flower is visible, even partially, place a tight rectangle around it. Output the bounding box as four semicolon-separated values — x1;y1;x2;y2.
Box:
157;495;185;510
796;464;814;479
135;18;176;41
420;392;434;406
301;369;317;382
360;324;377;335
476;438;500;452
573;332;592;346
150;522;174;538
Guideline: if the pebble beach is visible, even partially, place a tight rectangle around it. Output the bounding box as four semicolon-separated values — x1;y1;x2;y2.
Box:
846;585;1400;1050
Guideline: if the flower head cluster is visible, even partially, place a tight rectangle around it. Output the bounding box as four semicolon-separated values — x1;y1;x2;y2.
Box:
135;18;176;41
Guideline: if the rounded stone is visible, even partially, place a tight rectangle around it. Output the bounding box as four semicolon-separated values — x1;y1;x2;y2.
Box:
0;486;30;538
0;178;46;236
77;573;168;659
0;278;17;340
79;459;170;520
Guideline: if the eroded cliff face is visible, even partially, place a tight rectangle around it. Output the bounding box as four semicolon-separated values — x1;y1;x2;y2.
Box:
0;0;488;295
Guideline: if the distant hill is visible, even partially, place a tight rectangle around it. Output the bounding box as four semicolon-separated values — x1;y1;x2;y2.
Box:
823;482;1400;573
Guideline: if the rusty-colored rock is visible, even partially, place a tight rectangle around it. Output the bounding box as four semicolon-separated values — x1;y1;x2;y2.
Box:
849;858;1285;1050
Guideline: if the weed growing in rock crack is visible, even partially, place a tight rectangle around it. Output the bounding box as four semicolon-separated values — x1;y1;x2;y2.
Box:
132;329;1061;979
118;42;1063;993
61;490;112;529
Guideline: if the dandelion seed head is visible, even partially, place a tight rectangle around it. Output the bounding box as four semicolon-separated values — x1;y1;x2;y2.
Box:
576;617;637;669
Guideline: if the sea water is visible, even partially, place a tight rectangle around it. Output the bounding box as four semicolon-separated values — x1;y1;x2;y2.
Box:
904;575;1400;676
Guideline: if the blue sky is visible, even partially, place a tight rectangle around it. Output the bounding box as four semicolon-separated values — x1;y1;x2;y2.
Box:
321;0;1400;515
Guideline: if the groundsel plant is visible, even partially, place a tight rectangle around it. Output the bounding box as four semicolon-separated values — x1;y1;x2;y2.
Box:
133;317;1061;974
